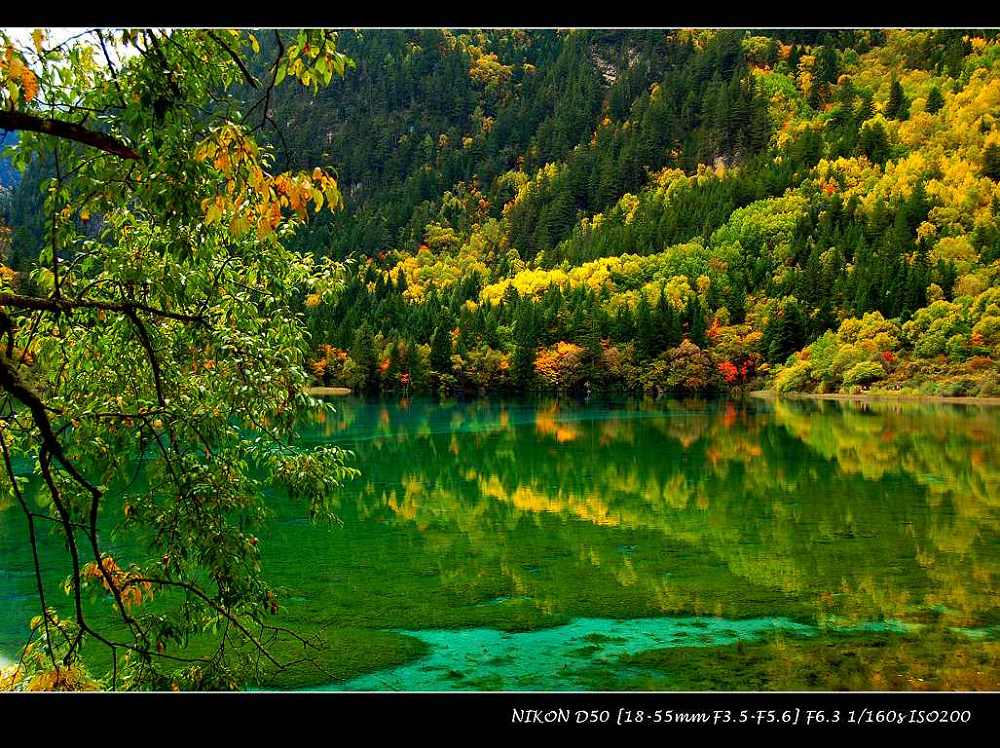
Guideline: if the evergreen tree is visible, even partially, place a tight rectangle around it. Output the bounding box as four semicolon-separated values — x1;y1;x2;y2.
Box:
651;287;671;352
614;304;635;342
581;315;604;388
686;296;708;348
885;79;909;120
925;85;944;114
430;325;453;373
983;142;1000;181
386;339;404;383
815;45;839;86
634;296;655;361
512;301;539;390
763;300;807;363
859;121;890;164
512;343;536;391
726;281;748;324
351;324;379;393
787;44;801;73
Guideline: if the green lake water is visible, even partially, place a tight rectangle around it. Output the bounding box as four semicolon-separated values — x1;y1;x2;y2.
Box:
1;396;999;689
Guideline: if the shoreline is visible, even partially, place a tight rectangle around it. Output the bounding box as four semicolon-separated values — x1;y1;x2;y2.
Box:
305;385;353;397
751;390;1000;407
307;386;1000;406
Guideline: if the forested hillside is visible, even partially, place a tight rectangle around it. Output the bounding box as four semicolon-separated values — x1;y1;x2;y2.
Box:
0;133;16;187
6;29;1000;399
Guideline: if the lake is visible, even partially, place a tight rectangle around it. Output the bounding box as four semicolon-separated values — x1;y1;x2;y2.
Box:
1;396;998;689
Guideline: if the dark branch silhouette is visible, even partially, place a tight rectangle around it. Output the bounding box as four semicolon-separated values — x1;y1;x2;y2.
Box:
0;111;139;160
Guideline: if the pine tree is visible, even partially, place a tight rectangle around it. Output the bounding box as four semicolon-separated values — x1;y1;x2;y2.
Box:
614;304;635;342
763;300;807;363
859;121;890;164
808;81;823;111
983;142;1000;181
430;326;452;373
581;315;604;387
885;79;909;120
685;296;707;347
512;302;539;391
651;286;672;352
512;343;536;391
788;44;801;72
351;324;379;393
925;85;944;114
386;339;404;383
727;281;747;324
635;296;655;361
815;45;838;86
395;268;408;295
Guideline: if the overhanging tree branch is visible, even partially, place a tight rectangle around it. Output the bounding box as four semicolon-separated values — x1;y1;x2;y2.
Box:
0;292;206;325
207;31;259;89
0;111;139;160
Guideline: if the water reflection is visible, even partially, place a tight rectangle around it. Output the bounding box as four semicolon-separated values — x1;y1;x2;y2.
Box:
1;396;998;688
299;396;1000;630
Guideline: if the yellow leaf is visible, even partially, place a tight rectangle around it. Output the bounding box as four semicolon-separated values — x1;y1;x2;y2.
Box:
256;217;272;239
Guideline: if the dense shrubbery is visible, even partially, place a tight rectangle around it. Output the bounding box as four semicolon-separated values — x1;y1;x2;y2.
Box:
772;288;1000;396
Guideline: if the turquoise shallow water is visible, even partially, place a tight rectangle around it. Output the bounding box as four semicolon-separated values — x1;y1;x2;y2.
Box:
333;616;818;691
329;615;949;691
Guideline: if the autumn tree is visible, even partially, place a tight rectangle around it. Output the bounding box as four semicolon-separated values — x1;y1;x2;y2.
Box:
0;29;359;690
533;341;587;392
641;339;718;396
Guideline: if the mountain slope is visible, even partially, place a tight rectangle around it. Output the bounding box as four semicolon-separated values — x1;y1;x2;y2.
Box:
5;29;1000;398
